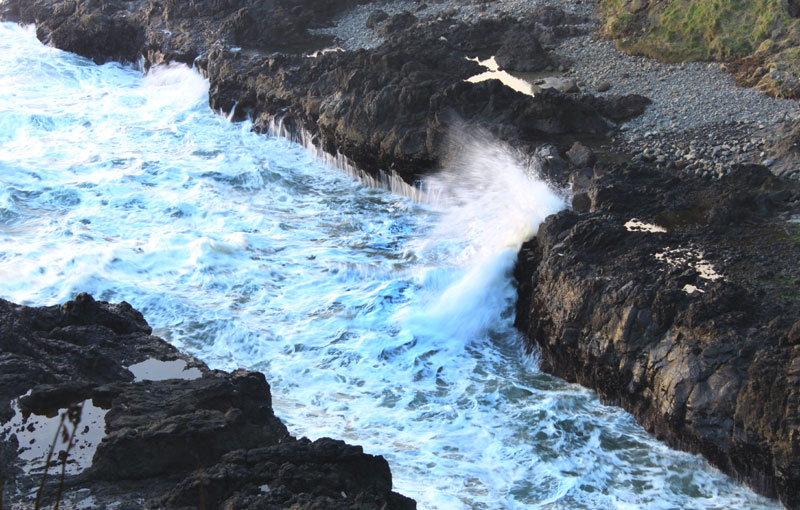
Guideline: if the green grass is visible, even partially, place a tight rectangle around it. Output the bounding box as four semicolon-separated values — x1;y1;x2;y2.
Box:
759;273;799;302
598;0;800;96
602;0;797;60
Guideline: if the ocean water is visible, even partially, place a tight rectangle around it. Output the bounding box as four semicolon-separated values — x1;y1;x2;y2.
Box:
0;22;781;509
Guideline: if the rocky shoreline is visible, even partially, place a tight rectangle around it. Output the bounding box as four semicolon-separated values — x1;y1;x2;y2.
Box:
515;163;800;508
0;0;653;183
1;0;799;508
317;0;800;181
0;294;415;508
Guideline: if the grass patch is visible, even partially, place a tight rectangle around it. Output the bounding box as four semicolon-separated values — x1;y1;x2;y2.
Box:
601;0;797;60
598;0;800;96
759;273;799;302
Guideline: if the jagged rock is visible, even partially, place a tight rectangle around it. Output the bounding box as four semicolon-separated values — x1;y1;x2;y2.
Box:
0;0;364;66
495;27;550;72
566;141;596;168
0;0;648;184
525;5;595;46
204;15;634;182
765;119;800;178
379;11;417;36
163;438;412;509
514;163;800;508
580;93;652;123
366;8;388;29
0;294;415;508
789;319;800;345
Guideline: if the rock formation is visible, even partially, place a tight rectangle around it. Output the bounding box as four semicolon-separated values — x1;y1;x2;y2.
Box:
0;293;415;508
0;0;647;183
2;0;798;507
515;163;800;508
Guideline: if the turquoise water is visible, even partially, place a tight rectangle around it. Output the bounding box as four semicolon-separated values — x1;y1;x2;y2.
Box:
0;22;781;509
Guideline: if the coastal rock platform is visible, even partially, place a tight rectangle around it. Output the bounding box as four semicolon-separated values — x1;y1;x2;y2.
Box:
2;0;800;508
0;0;648;183
0;293;415;508
515;163;800;508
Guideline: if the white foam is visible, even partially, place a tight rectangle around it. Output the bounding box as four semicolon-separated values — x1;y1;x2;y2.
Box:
0;24;781;510
141;62;209;110
400;127;566;344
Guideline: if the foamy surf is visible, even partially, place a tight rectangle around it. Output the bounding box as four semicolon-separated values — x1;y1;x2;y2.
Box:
0;21;782;510
400;128;565;347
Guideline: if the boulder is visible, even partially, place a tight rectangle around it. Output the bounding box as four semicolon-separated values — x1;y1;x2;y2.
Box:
366;9;389;29
765;119;800;178
566;141;596;168
380;11;417;36
495;28;550;72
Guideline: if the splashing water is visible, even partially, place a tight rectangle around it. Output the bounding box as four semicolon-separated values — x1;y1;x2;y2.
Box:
398;127;567;347
0;22;781;509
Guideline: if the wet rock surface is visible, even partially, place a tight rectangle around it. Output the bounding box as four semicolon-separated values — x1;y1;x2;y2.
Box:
0;0;647;184
0;0;366;65
515;163;800;508
0;293;414;508
3;0;800;508
203;15;627;182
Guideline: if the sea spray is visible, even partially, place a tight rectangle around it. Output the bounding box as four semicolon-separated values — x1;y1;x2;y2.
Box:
140;62;209;112
0;23;783;509
400;126;566;346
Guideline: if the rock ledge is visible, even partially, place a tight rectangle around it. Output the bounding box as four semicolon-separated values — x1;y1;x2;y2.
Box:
0;293;415;509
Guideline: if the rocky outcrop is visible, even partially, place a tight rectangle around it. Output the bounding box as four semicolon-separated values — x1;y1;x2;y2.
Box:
8;0;797;507
0;0;649;183
0;293;414;508
202;16;626;181
763;119;800;179
515;162;800;508
0;0;367;65
495;26;551;72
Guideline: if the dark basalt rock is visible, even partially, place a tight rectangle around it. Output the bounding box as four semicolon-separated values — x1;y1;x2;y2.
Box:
579;93;652;123
566;140;596;168
204;15;631;182
14;0;797;507
379;11;417;37
765;119;800;179
524;5;595;47
0;0;367;66
365;8;389;29
0;294;415;508
515;163;800;508
0;0;646;184
495;27;550;72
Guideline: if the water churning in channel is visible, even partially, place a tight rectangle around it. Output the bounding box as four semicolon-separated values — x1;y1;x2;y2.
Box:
0;23;781;509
